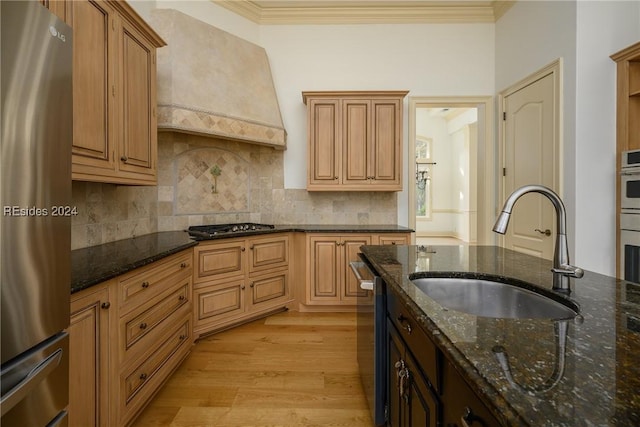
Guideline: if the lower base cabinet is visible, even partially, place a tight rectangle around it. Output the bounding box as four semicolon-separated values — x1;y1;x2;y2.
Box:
387;319;439;426
69;281;114;427
69;249;194;427
386;287;502;427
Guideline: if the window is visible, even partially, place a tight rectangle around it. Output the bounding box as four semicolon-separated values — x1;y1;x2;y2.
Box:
415;138;433;219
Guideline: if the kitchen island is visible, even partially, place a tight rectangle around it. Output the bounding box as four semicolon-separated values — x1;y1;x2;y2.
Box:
360;244;640;426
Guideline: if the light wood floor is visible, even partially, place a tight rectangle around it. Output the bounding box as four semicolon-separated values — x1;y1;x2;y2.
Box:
132;311;373;427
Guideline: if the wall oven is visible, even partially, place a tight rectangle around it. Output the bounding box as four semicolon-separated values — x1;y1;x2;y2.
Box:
620;150;640;282
621;150;640;211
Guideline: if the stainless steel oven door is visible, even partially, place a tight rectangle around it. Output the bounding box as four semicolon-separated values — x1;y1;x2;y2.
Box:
620;166;640;211
620;213;640;283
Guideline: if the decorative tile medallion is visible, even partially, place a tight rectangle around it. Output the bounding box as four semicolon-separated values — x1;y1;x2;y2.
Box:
174;147;250;214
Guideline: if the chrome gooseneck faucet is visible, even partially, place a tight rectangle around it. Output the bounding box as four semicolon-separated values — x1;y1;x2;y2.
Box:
493;185;583;293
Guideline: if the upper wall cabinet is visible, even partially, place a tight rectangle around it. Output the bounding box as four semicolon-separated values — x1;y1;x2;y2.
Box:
302;91;408;191
65;0;165;185
612;41;640;154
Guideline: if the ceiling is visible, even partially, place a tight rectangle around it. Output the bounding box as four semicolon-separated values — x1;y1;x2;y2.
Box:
212;0;516;24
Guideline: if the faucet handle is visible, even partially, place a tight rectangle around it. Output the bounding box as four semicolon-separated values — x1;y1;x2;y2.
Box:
551;264;584;278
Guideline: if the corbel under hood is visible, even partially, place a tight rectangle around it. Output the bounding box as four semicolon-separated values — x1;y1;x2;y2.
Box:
150;9;287;149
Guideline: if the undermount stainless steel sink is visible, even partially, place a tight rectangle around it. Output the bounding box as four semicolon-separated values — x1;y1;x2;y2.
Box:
410;277;579;320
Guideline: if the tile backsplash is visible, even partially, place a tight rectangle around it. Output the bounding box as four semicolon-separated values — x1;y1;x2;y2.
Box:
71;132;398;249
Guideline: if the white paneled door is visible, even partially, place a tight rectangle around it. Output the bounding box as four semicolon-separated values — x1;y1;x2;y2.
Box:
502;65;560;260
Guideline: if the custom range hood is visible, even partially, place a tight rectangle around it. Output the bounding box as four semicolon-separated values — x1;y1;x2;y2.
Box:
150;9;286;149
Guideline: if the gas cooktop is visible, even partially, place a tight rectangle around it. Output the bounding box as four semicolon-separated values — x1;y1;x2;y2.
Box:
187;223;275;239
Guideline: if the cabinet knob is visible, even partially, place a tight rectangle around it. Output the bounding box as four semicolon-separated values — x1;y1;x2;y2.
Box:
180;262;188;268
179;334;187;340
101;302;111;309
241;247;246;252
141;281;150;289
241;285;246;290
139;322;147;330
334;176;338;180
250;283;255;288
178;295;186;301
250;245;254;250
139;373;147;380
120;155;128;162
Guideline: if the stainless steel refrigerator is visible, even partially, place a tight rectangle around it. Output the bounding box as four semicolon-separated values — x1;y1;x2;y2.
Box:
1;1;72;425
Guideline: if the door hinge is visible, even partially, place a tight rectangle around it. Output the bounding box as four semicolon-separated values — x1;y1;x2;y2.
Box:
503;167;506;177
503;112;507;121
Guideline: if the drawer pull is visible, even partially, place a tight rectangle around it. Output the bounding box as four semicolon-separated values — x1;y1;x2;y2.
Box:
141;281;150;289
100;302;111;309
178;295;186;301
139;373;147;381
397;315;412;334
179;334;187;340
180;262;187;268
139;323;147;330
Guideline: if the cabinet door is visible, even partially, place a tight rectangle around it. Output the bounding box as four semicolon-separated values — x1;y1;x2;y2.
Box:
370;99;402;189
404;348;439;426
194;279;246;331
248;234;289;275
69;284;112;427
41;0;68;21
341;235;373;301
117;17;157;180
308;99;340;187
194;239;246;283
70;0;117;176
308;235;340;303
249;271;288;309
342;99;370;185
388;319;404;427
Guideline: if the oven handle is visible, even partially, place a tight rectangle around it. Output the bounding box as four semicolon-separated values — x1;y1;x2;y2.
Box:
621;169;640;176
350;261;374;291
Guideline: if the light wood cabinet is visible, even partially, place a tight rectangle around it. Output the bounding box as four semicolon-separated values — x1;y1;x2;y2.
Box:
303;91;408;191
612;41;640;277
69;0;164;185
115;250;193;425
40;0;68;21
69;281;114;427
193;233;293;337
304;232;412;308
307;234;373;305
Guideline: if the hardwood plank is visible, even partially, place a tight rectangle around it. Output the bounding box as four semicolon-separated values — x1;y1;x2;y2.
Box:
132;311;373;426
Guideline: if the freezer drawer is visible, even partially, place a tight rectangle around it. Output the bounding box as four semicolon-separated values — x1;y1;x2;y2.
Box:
1;332;69;426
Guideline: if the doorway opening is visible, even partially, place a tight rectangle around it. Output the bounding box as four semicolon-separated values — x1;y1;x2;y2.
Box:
408;97;495;246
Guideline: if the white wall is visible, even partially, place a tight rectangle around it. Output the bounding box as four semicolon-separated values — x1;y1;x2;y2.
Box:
575;1;640;275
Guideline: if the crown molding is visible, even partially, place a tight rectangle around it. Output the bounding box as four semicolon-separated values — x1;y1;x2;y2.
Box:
212;1;515;25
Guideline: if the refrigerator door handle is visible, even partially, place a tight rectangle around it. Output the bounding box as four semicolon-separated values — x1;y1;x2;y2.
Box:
0;349;63;416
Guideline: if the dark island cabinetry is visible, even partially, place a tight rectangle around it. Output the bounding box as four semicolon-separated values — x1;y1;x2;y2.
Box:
387;287;502;427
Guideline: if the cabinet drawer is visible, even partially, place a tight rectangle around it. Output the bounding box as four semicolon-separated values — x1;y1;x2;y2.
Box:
194;239;246;282
118;251;192;314
388;289;440;393
122;281;190;352
250;271;288;306
122;317;191;404
248;235;289;274
195;279;246;323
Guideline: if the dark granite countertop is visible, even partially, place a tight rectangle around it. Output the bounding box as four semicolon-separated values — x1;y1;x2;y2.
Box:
71;231;197;293
359;244;640;427
71;225;413;293
189;224;414;240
